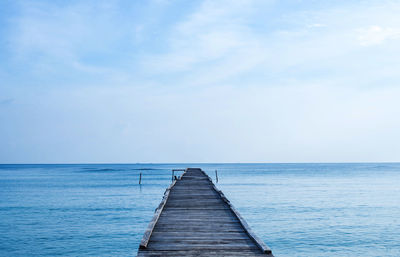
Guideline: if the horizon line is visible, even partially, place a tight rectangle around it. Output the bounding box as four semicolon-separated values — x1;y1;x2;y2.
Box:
1;162;400;165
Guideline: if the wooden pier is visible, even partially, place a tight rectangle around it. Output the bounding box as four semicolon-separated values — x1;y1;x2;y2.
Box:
138;168;273;257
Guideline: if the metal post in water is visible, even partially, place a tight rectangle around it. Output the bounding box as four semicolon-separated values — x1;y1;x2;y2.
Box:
139;172;142;184
215;170;218;183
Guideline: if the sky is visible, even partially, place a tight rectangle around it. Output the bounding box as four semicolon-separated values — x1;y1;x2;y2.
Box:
1;0;400;163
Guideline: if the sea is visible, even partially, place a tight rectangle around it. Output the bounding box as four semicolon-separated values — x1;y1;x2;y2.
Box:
0;163;399;257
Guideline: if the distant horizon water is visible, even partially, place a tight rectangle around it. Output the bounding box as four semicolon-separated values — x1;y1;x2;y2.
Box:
1;163;399;256
2;161;400;165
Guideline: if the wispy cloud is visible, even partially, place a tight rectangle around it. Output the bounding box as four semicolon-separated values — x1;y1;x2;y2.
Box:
140;0;400;89
1;0;400;162
7;1;164;84
143;0;264;75
358;25;400;46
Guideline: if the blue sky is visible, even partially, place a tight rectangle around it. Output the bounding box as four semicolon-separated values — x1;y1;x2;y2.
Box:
1;0;400;163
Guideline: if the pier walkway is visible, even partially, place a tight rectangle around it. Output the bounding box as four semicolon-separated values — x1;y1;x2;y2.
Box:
137;168;273;257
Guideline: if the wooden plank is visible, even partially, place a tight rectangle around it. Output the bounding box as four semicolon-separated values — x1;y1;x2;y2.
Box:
138;250;271;257
153;223;245;229
149;231;250;236
148;238;256;244
146;243;260;251
150;233;251;241
152;227;245;233
157;217;239;222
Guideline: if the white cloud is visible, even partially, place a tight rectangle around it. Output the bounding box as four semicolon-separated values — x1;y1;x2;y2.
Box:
8;1;147;80
2;0;400;162
307;23;327;28
358;25;400;46
142;0;266;75
140;0;400;90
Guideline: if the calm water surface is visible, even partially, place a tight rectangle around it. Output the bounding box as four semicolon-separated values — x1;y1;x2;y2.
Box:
0;163;399;256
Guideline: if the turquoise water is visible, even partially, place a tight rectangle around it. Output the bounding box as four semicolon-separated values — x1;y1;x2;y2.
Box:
0;163;399;256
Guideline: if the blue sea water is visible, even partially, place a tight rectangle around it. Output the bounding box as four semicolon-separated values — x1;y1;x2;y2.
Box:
0;163;399;257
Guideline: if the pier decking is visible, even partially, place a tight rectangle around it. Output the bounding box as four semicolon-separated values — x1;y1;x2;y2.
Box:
137;168;273;257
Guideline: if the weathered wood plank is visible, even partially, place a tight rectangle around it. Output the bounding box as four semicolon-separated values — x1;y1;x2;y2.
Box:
150;234;252;241
148;238;256;244
152;227;245;232
157;217;239;222
146;243;261;251
138;250;272;257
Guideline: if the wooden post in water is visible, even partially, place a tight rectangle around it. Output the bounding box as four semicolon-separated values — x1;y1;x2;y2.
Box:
139;172;142;184
215;169;218;183
172;170;174;181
